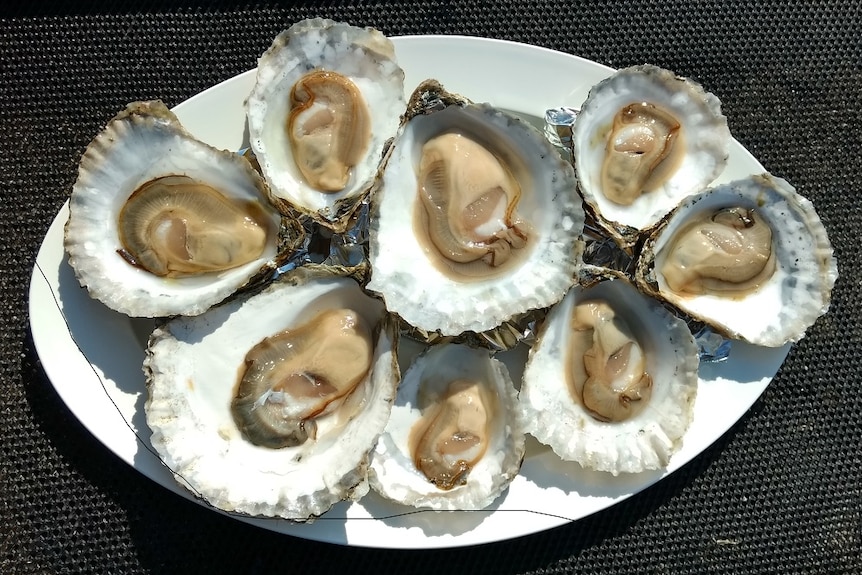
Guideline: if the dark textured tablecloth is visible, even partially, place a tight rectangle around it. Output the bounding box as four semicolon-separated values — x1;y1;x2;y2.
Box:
3;1;860;573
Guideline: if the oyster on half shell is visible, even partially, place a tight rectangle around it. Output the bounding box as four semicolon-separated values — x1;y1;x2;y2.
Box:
367;80;585;337
520;273;699;475
64;100;285;318
144;267;400;521
636;173;838;347
369;343;525;510
246;18;406;231
572;65;730;246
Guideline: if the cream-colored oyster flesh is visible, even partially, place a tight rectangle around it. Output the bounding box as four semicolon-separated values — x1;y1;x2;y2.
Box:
415;131;530;271
520;275;699;475
231;307;374;449
411;377;495;490
288;70;372;192
117;175;272;278
144;268;400;521
367;80;584;336
570;299;654;423
63;100;283;318
658;206;775;297
636;173;838;347
572;64;730;245
600;101;683;206
369;343;525;510
246;18;405;230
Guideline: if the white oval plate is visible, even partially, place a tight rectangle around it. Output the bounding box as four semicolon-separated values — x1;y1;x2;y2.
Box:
28;35;789;549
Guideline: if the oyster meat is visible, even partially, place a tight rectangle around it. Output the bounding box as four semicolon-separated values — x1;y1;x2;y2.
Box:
144;267;400;520
636;173;838;347
369;343;525;510
367;80;585;336
246;18;406;230
520;273;699;475
64;100;284;317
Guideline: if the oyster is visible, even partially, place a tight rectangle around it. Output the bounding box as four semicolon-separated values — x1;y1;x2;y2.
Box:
367;80;585;337
246;18;406;231
636;173;838;347
369;343;525;510
144;267;400;520
572;65;730;245
64;100;284;318
520;274;699;475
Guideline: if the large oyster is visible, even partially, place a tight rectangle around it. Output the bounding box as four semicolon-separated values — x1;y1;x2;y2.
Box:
520;273;699;475
367;80;585;337
572;65;730;246
246;18;406;231
636;173;838;347
64;100;284;318
144;267;400;520
369;343;525;510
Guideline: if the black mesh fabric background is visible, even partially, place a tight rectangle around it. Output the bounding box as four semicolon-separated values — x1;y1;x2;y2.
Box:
3;1;861;573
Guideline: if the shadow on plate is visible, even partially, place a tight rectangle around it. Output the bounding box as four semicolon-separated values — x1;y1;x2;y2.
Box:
518;435;665;500
53;252;153;439
358;489;498;537
700;340;790;385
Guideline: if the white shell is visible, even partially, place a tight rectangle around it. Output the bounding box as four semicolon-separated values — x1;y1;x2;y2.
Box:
246;18;405;228
367;83;585;336
520;276;699;475
573;64;730;241
369;343;525;510
144;269;399;520
636;173;838;347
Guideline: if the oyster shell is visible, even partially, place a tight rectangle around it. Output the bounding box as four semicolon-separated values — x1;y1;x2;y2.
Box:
64;100;285;318
635;173;838;347
144;267;400;521
369;343;525;510
246;18;406;231
367;80;585;336
520;274;699;475
572;65;730;246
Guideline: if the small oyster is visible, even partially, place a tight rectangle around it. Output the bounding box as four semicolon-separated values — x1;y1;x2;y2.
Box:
636;173;838;347
246;18;406;231
572;65;730;246
367;80;585;336
520;274;699;475
369;343;525;510
144;267;400;521
64;100;284;317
